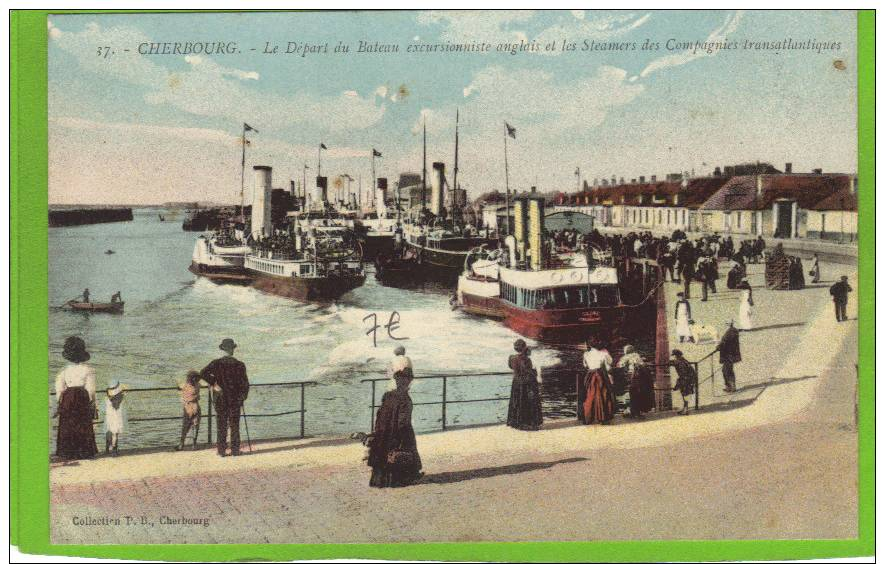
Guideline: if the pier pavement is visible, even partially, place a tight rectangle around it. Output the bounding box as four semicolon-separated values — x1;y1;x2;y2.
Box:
50;262;859;544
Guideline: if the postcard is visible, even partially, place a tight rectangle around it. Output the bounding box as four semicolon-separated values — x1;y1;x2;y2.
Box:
10;8;873;562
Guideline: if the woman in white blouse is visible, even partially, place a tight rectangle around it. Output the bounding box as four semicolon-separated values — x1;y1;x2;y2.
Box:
54;336;98;460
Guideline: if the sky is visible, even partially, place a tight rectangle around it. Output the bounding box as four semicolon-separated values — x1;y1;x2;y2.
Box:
47;10;858;205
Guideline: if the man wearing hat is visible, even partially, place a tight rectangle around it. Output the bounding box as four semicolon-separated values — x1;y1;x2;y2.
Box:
200;338;250;456
670;349;696;415
829;275;852;322
714;320;741;393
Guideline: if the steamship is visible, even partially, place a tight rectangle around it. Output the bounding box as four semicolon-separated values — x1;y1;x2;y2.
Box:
189;231;252;283
244;165;366;302
377;113;496;286
455;196;628;344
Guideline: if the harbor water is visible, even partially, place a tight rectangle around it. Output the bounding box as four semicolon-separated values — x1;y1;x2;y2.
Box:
49;209;654;451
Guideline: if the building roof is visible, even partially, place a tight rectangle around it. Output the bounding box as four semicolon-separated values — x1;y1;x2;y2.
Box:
700;174;854;211
562;176;730;209
810;187;857;211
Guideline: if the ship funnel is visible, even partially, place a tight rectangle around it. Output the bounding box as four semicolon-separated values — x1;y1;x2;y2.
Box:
376;177;388;219
504;235;517;268
252;166;273;239
527;197;545;271
512;197;528;264
313;176;328;211
289;180;296;196
430;162;445;217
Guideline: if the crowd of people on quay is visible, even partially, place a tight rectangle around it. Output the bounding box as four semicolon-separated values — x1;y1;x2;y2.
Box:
51;225;854;489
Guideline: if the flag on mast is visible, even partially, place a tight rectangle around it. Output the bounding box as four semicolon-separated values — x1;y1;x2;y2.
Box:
320;143;328;150
244;122;257;133
505;122;516;139
372;148;382;157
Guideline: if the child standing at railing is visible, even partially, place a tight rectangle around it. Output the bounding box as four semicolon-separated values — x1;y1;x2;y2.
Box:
103;380;126;456
176;370;201;451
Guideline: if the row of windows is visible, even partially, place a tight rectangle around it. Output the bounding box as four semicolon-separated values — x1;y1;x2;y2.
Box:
248;259;312;277
623;208;687;227
500;282;620;310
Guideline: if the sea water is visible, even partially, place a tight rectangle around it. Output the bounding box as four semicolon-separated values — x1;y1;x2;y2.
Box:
50;209;612;451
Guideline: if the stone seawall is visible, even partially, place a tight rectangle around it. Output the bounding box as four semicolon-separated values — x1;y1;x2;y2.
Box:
49;208;133;227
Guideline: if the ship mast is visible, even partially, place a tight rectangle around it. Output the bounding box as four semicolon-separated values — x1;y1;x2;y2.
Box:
421;117;427;214
453;109;459;230
239;123;257;223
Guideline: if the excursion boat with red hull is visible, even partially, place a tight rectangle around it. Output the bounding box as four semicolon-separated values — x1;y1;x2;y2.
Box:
456;196;635;344
244;165;366;302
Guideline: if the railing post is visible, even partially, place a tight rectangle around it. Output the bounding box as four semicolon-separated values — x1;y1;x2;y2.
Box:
369;380;376;432
299;383;306;439
441;376;447;430
575;370;581;422
694;362;700;411
207;387;214;446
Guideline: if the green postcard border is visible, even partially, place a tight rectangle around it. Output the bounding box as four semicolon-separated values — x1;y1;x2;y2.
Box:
11;9;875;561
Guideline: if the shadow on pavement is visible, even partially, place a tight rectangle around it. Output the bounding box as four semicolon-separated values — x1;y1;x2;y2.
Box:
419;456;589;486
741;321;807;333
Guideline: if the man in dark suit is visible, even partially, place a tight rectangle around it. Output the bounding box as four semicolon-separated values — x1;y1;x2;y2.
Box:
678;242;696;299
201;338;250;456
715;320;741;393
830;276;852;322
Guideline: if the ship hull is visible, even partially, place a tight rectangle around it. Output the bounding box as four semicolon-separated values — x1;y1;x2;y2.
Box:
458;286;629;344
458;292;507;319
360;233;394;261
250;270;366;301
188;262;253;284
501;302;628;344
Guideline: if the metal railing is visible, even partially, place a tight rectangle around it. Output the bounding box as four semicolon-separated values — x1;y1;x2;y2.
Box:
361;372;512;432
50;380;317;451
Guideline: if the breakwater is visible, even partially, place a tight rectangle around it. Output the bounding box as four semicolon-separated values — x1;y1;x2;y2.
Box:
49;207;133;227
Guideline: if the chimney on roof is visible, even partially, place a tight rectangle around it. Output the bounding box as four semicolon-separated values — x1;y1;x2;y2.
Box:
639;175;646;184
619;177;625;185
530;186;537;193
631;178;637;184
813;168;823;174
611;176;617;186
714;166;722;177
650;175;657;183
851;176;858;194
784;162;793;174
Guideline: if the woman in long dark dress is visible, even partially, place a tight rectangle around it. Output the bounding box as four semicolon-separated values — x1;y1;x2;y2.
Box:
581;338;614;424
368;372;423;488
506;339;543;431
54;336;98;460
618;344;654;418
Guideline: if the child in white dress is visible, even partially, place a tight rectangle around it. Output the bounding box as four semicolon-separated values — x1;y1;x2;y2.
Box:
104;380;126;456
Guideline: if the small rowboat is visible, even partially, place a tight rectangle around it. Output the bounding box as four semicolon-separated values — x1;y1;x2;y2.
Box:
65;300;124;314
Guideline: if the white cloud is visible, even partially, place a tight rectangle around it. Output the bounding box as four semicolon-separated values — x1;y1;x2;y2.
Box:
417;10;650;57
405;64;645;195
50;20;384;133
638;11;743;79
416;10;535;44
49;116;373;204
